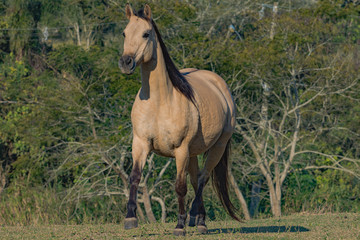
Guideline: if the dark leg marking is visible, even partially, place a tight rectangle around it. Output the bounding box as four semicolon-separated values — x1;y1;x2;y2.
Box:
197;202;207;234
124;166;141;229
174;176;187;236
189;176;206;227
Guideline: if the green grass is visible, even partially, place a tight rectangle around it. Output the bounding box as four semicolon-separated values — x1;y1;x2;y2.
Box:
0;213;359;239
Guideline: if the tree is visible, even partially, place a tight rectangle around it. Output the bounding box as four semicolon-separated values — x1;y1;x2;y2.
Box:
231;4;360;217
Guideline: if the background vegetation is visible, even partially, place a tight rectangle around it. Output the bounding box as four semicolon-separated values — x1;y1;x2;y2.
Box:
0;0;359;225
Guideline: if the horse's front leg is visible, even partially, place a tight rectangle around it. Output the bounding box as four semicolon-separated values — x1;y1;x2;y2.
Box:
124;136;150;229
173;147;189;236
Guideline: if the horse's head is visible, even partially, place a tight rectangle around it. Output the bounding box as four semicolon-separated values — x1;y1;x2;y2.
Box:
119;4;156;75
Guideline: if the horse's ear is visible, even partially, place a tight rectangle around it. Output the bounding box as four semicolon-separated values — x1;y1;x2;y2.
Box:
144;4;152;20
125;4;133;20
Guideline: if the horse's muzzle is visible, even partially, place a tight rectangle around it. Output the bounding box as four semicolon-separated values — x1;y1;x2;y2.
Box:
119;55;136;75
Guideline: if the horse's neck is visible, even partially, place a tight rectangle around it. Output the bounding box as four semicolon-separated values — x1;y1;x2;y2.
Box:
140;41;173;103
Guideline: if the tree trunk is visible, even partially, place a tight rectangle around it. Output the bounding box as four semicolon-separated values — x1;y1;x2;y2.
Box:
270;2;278;40
268;182;282;217
141;185;156;223
136;202;146;222
74;23;81;46
229;171;251;220
0;165;5;195
249;180;262;218
152;196;166;223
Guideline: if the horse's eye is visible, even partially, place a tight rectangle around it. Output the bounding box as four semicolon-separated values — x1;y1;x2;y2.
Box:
143;32;150;38
122;32;126;38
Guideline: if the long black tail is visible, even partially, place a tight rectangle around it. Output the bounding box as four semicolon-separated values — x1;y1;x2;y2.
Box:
211;140;241;221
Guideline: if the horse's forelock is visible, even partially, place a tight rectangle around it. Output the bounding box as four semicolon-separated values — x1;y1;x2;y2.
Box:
134;8;150;22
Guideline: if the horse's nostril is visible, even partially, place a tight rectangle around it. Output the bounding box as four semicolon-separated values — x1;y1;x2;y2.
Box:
126;57;132;65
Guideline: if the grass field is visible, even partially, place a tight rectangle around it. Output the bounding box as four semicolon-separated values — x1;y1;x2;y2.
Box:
0;213;359;239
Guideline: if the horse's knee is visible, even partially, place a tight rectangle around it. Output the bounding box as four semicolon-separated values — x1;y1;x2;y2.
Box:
129;167;141;185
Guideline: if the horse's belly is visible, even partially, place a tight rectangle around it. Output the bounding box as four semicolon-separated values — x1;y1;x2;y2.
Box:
189;101;230;156
188;124;224;156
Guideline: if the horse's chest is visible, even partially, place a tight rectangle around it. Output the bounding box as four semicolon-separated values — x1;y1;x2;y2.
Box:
154;122;187;154
132;109;189;157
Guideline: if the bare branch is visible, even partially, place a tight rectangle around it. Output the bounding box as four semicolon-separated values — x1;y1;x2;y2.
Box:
151;196;167;223
149;158;173;195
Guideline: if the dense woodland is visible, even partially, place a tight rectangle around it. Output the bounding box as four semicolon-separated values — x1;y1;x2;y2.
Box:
0;0;359;225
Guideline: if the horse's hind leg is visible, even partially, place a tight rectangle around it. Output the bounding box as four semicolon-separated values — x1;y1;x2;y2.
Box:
188;156;207;233
189;136;229;232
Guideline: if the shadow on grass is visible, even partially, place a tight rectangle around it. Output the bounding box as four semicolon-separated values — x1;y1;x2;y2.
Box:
131;225;310;237
208;225;310;234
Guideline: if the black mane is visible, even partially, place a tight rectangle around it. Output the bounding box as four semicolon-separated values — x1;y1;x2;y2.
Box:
135;9;195;104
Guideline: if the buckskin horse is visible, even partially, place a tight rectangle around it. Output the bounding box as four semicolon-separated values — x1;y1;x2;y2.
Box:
119;4;240;236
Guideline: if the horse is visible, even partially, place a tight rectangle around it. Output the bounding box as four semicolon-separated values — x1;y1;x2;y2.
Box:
119;4;239;236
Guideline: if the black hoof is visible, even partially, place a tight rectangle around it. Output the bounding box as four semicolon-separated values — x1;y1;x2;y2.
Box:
197;225;208;234
124;217;138;229
188;216;196;227
173;228;186;236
